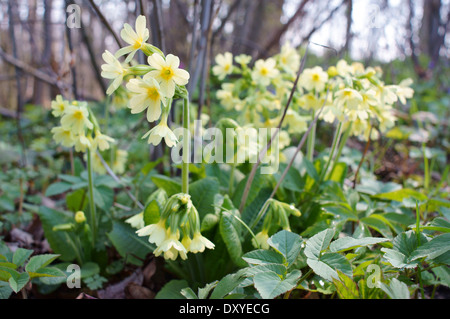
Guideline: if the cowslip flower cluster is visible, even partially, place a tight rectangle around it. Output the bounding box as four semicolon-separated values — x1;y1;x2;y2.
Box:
213;43;305;157
301;60;414;140
136;193;214;261
50;95;115;154
213;46;414;144
100;15;190;148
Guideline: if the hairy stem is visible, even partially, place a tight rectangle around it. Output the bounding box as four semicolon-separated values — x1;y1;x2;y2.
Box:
87;148;97;246
182;97;190;194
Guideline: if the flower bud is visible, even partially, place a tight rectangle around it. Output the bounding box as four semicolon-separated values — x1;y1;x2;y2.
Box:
75;211;86;223
327;66;338;77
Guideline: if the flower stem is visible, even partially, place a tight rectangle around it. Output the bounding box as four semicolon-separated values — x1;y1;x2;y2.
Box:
327;122;352;180
306;110;316;162
87;148;97;246
228;163;236;195
319;121;342;184
182;97;190;194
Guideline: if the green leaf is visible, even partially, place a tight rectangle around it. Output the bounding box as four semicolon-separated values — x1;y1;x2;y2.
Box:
332;270;360;299
373;189;427;202
155;280;189;299
197;281;219;299
58;174;84;184
0;197;14;212
329;162;348;185
242;249;285;266
93;186;114;211
361;216;393;239
37;206;79;262
432;266;450;287
304;228;335;260
356;179;402;195
180;287;199;299
241;263;287;278
12;248;33;267
0;262;17;270
0;281;13;299
420;218;450;233
25;254;59;273
45;182;73;197
8;271;30;293
307;252;352;282
28;267;66;279
381;230;427;268
410;233;450;261
232;168;269;210
190;177;220;219
329;237;389;253
210;273;244;299
253;269;302;299
66;189;86;212
143;200;160;226
266;230;302;266
151;175;181;197
380;278;410;299
201;213;220;232
107;220;155;266
219;210;246;267
94;175;120;188
80;262;100;279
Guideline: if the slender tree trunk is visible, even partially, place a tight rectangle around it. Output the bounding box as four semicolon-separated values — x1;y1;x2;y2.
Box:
34;0;53;106
8;0;27;166
343;0;353;54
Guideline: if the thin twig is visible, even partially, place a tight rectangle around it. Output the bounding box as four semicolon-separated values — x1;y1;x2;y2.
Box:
239;43;310;213
86;0;122;48
352;125;373;188
270;89;329;199
96;151;145;210
151;0;166;53
7;0;26;167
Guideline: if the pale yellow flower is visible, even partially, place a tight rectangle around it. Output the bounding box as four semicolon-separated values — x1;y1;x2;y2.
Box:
91;152;106;175
116;15;150;63
112;149;128;174
185;233;215;253
336;59;353;76
153;229;188;261
51;95;68;117
284;110;308;134
102;50;127;95
278;42;300;72
126;74;166;122
74;133;92;153
92;130;115;151
377;84;398;105
251;58;279;86
278;130;291;149
51;126;75;147
396;78;414;104
148;53;190;98
299;66;328;92
212;52;233;80
216;83;236;110
142;113;178;147
334;88;363;110
137;219;167;246
235;54;252;66
60;105;93;134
